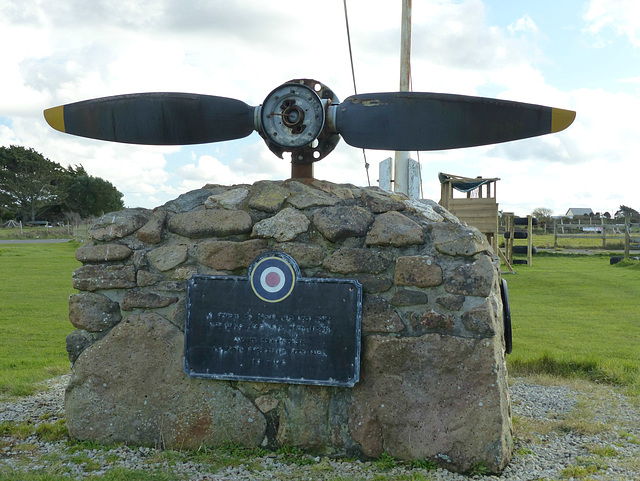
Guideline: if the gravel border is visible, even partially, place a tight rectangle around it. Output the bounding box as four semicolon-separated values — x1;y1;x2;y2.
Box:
1;375;639;480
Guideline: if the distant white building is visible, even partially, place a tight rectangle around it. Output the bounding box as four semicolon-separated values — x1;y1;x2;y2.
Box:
565;207;594;218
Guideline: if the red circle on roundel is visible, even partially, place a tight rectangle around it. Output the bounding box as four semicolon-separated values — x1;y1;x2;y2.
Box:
250;256;296;303
265;271;281;287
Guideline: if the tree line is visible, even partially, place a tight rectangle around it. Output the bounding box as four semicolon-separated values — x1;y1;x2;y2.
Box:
532;206;640;223
0;145;124;223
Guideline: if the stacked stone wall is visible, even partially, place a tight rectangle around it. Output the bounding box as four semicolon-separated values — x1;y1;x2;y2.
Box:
66;179;512;473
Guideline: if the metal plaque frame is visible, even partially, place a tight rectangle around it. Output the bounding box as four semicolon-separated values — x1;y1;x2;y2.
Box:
184;252;362;387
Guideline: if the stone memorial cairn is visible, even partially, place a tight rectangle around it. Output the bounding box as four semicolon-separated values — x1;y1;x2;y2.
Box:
67;179;512;473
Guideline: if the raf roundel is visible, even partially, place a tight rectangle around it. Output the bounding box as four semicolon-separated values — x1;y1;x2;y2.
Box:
250;255;296;303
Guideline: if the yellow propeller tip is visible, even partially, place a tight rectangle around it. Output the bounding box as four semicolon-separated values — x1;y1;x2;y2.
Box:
44;106;65;133
551;108;576;133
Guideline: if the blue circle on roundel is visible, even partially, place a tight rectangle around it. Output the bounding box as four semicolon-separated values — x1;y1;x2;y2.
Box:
250;256;296;303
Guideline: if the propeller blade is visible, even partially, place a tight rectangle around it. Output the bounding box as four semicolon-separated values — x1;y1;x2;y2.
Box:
334;92;575;151
44;93;256;145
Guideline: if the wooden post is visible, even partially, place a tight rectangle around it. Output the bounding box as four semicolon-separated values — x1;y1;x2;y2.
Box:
625;215;631;260
601;217;606;249
527;215;533;266
506;213;514;265
554;221;558;249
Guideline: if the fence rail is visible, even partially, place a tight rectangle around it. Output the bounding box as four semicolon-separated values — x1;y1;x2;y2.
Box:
554;219;640;256
0;222;92;243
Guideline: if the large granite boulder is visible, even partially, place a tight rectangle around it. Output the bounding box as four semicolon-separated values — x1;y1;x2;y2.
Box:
66;312;265;448
66;179;512;473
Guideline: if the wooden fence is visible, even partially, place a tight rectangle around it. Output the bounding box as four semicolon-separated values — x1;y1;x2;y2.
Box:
554;218;640;257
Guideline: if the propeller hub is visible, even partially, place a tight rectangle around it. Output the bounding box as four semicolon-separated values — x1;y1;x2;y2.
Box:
258;79;341;165
281;102;305;129
261;83;324;149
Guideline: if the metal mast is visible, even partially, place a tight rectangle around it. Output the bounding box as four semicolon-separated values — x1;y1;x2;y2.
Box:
394;0;412;195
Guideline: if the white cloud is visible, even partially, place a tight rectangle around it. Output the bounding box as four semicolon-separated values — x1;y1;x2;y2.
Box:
1;0;639;216
508;15;539;35
175;144;291;193
584;0;640;46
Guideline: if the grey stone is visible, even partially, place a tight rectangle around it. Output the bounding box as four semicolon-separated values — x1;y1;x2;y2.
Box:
132;250;149;270
147;244;189;272
362;296;404;333
286;181;342;209
69;292;122;332
394;256;443;288
172;266;198;281
354;274;393;293
196;239;268;271
421;198;460;223
277;386;331;450
205;186;250;209
349;333;512;472
307;179;355;201
75;244;132;263
121;289;179;311
66;312;266;449
255;395;279;413
403;199;444;222
273;242;323;268
323;248;392;274
248;181;290;212
311;206;374;242
154;280;188;292
168;297;187;331
461;297;499;338
162;188;219;213
252;208;310;242
436;294;466;311
167;209;252;238
444;255;497;297
390;288;428;306
432;222;491;257
66;329;94;364
417;309;455;331
136;210;167;244
72;265;137;291
360;188;406;213
89;209;151;241
137;270;164;287
365;211;424;246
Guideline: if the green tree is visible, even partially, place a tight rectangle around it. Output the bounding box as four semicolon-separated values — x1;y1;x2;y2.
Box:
532;207;553;232
64;168;124;217
532;207;553;219
0;145;67;221
0;145;124;221
615;205;640;222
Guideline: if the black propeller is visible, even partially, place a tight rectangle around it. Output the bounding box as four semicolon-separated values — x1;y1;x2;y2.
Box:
44;78;575;165
44;93;255;146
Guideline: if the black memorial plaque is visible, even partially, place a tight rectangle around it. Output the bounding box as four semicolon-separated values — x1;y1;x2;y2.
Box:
184;252;362;387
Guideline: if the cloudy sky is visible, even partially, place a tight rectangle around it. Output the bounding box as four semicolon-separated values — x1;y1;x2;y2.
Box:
1;0;639;217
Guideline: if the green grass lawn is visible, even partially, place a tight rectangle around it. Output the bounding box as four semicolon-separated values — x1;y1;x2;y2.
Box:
506;253;640;391
0;241;80;397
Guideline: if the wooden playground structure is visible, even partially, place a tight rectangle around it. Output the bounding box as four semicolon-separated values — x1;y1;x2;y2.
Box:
438;173;534;272
438;172;500;250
